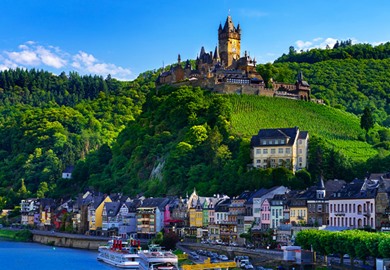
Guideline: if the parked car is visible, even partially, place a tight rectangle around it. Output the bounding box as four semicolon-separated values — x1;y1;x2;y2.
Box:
218;254;229;261
230;242;239;247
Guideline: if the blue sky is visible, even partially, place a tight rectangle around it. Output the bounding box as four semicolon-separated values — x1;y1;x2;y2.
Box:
1;0;389;80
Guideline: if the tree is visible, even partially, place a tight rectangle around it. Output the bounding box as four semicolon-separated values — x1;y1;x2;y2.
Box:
360;106;375;135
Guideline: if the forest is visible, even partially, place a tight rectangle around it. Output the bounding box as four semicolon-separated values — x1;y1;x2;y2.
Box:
1;41;390;209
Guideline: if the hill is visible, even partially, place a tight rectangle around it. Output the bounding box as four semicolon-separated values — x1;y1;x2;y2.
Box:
229;94;377;162
69;85;388;199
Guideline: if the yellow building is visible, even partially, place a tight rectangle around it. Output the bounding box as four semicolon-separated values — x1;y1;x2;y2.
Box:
189;206;203;228
251;127;309;173
89;196;112;231
289;201;308;225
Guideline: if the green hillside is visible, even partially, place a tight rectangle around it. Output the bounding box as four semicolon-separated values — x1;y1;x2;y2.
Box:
229;94;377;162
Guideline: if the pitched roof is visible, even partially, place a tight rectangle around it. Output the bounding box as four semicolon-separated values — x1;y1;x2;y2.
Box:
140;197;170;211
104;202;121;217
250;127;305;147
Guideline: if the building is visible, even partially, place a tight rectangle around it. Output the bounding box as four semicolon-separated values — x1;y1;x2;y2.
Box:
306;178;346;226
136;197;169;239
329;178;376;229
62;166;74;179
270;194;287;229
156;15;311;101
250;127;309;172
88;195;112;233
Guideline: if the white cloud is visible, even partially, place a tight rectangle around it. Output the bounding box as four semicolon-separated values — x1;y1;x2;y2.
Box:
0;41;133;80
295;40;313;51
294;37;355;51
71;51;132;80
6;50;40;66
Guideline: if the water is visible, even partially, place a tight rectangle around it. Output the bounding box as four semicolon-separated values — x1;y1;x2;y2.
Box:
0;239;116;270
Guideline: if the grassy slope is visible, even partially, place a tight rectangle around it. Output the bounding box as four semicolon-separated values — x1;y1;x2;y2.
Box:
229;94;378;162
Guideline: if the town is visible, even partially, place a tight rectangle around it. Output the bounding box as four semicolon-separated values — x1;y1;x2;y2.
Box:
16;127;390;252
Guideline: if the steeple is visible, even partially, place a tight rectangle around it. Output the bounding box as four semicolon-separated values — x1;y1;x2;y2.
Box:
213;46;220;60
177;54;181;64
200;46;206;56
223;15;235;32
316;176;326;199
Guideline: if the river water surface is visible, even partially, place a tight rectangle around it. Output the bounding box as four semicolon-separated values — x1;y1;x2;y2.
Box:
0;239;115;269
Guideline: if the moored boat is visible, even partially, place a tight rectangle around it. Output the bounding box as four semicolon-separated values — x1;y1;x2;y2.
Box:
138;244;178;270
97;237;141;269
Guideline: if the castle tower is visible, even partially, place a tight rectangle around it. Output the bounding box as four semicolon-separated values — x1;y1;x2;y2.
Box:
218;15;241;67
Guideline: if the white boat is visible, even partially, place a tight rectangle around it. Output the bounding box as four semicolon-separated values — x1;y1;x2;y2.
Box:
97;238;141;269
138;244;179;270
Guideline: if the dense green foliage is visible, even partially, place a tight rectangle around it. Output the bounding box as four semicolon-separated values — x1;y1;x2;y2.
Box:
275;41;390;64
266;43;390;127
0;229;33;241
0;69;148;207
296;229;390;264
71;85;321;197
2;40;390;208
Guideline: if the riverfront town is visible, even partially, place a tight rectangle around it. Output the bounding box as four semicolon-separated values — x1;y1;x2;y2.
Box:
2;5;390;270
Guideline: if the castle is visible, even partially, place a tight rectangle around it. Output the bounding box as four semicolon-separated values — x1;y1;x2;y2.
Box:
156;16;311;101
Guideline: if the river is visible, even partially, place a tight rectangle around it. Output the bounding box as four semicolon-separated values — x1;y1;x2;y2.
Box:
0;239;115;269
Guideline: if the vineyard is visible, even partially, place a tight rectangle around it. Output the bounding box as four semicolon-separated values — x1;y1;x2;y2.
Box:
228;94;378;162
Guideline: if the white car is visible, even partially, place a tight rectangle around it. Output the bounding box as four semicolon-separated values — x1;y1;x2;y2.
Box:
218;255;229;261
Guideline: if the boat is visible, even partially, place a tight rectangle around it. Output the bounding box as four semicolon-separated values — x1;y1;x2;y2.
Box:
138;244;179;270
97;237;141;269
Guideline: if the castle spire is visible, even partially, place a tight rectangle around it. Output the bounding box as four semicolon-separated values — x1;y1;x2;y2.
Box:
213;45;220;60
177;54;181;64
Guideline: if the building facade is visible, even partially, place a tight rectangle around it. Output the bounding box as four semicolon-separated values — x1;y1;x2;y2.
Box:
251;127;309;172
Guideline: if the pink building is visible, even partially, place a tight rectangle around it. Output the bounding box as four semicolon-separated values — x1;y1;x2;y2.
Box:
329;178;376;229
260;199;271;230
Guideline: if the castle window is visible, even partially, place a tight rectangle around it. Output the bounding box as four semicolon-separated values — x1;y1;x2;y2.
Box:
286;148;291;154
299;139;302;145
263;149;268;154
299;149;303;154
278;148;284;154
256;149;261;154
271;149;276;154
256;159;261;164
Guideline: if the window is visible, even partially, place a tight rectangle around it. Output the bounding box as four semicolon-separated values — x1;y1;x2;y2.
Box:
278;148;284;154
317;204;322;212
263;149;268;154
262;140;267;145
278;159;283;165
271;149;276;154
299;157;303;162
256;149;261;154
285;148;291;154
256;159;261;164
281;139;285;144
299;139;302;144
299;148;303;154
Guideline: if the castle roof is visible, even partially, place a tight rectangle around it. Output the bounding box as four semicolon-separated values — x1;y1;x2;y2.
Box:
222;15;237;33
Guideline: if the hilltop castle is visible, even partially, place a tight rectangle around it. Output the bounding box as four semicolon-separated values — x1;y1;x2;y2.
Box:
157;16;311;101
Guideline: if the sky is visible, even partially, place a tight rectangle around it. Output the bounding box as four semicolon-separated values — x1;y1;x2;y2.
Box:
1;0;390;81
